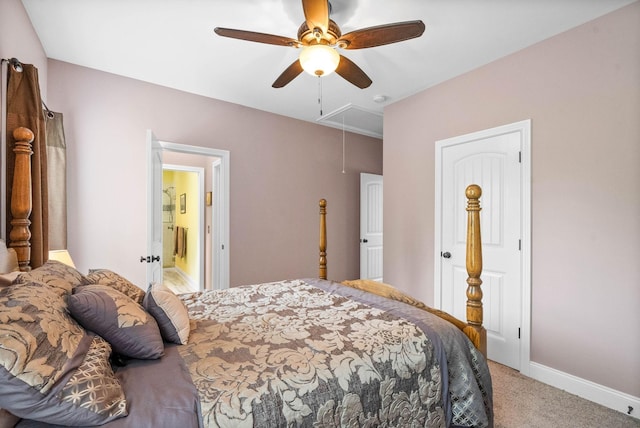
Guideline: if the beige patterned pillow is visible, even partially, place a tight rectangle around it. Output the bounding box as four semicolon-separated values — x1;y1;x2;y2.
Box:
14;260;86;296
86;268;146;304
144;283;191;344
0;281;127;425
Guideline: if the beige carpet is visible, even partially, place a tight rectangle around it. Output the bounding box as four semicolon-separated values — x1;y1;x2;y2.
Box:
489;361;639;427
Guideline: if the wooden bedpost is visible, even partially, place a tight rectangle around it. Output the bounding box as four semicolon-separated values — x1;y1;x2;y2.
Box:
319;199;327;280
464;184;486;357
9;127;34;272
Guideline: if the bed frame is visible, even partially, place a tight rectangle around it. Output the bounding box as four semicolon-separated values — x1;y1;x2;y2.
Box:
318;186;487;356
7;127;34;272
6;126;486;356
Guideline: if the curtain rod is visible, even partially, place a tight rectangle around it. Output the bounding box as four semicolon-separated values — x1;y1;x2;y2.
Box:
2;58;53;118
1;58;23;72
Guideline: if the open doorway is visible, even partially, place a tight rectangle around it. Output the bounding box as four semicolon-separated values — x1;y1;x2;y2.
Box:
162;164;204;293
146;131;230;291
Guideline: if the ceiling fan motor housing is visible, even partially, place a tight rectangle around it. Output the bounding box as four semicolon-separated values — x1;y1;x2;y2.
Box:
298;19;342;46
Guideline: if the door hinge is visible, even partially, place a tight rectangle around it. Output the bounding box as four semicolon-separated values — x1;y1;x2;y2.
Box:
518;151;522;163
518;328;521;339
221;244;225;250
519;239;522;251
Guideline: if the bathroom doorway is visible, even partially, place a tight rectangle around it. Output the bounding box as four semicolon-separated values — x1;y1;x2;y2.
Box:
162;165;203;292
146;131;230;291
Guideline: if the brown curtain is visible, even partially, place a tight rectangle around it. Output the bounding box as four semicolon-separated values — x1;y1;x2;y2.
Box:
45;111;67;250
6;63;48;269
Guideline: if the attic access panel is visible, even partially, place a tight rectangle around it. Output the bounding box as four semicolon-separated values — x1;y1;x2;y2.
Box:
317;104;383;139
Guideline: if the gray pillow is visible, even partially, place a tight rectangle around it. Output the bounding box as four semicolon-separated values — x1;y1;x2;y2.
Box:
0;282;127;425
69;284;164;359
144;283;191;344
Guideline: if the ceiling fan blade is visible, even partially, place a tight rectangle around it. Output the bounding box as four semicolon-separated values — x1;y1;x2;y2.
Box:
272;60;304;88
335;55;372;89
214;27;300;47
338;20;425;49
301;0;329;35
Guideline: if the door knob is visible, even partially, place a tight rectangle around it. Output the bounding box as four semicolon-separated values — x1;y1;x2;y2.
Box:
360;238;368;243
442;251;451;259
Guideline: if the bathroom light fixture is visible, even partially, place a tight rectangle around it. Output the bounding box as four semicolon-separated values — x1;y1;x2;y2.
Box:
299;44;340;77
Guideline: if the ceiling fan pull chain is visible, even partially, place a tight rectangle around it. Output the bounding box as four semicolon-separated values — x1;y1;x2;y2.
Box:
342;113;346;174
318;76;323;116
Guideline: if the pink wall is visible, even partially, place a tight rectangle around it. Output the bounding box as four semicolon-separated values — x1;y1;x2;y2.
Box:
384;2;640;397
0;0;47;96
45;60;382;288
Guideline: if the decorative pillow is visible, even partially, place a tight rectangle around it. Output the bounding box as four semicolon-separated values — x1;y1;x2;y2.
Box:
69;284;164;359
86;268;146;305
14;260;86;296
0;282;127;425
143;283;190;344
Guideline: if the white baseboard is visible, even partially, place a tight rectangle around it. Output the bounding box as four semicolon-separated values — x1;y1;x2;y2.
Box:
528;362;640;420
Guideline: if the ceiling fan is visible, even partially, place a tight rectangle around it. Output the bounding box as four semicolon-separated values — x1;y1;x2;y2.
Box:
214;0;425;89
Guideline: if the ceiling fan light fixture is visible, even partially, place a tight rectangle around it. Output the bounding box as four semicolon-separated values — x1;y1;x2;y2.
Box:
299;44;340;77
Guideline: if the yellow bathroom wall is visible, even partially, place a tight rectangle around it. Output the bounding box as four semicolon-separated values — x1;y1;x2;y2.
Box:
162;170;176;268
174;170;199;284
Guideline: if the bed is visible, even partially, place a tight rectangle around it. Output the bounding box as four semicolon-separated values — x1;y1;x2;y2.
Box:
1;126;492;427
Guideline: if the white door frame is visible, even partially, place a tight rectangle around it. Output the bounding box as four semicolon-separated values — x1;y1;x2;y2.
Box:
164;164;205;290
153;138;230;290
146;131;163;287
434;119;532;374
211;158;227;290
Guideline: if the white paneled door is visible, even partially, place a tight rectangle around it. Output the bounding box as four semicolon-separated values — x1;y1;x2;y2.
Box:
435;121;530;370
360;173;383;281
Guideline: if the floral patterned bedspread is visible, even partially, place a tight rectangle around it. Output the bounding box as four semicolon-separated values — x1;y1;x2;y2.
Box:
178;279;492;428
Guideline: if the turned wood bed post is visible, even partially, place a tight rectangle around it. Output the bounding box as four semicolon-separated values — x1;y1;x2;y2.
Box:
9;127;34;272
319;199;327;280
465;184;486;356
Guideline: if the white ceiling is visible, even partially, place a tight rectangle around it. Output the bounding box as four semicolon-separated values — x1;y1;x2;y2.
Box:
21;0;636;138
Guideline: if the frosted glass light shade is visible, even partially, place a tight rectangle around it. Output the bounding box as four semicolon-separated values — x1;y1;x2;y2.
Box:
48;249;76;268
299;45;340;76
